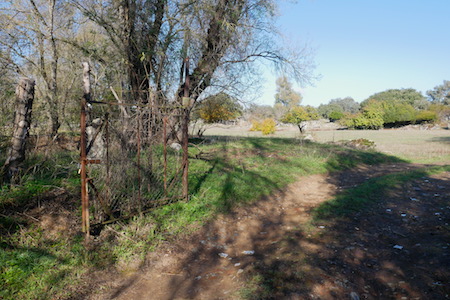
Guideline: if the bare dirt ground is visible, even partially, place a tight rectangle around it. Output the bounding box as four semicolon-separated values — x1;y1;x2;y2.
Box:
87;163;450;300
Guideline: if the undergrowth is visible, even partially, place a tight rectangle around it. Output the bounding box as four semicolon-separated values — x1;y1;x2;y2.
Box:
0;136;406;299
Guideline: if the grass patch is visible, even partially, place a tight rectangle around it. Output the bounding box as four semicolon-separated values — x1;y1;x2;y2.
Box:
150;137;403;235
1;136;406;299
313;165;450;220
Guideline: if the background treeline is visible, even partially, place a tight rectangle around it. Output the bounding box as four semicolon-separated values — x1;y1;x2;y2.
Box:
321;84;450;129
237;80;450;131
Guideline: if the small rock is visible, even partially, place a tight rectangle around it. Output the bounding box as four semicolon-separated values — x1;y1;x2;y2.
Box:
242;250;255;255
234;263;241;267
393;245;404;250
170;142;182;151
410;197;418;201
386;209;392;212
350;291;360;300
218;253;229;258
303;134;314;141
195;276;202;280
237;269;244;275
401;213;407;217
318;225;325;229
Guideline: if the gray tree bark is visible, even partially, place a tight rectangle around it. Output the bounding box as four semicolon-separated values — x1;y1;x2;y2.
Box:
2;77;35;183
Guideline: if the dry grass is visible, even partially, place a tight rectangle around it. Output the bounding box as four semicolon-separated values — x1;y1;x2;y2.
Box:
202;125;450;163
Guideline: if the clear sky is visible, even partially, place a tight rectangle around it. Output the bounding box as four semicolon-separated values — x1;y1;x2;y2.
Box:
258;0;450;107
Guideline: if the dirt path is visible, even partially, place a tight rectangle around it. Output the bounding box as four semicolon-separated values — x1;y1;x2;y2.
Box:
89;163;449;300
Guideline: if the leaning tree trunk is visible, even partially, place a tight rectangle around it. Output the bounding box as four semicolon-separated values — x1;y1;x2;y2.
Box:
2;78;35;184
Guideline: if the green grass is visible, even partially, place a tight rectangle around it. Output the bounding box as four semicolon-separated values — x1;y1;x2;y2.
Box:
149;138;403;235
313;165;450;220
0;136;406;299
0;235;90;300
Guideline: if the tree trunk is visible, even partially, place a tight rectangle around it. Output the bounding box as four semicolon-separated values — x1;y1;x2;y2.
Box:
2;78;35;184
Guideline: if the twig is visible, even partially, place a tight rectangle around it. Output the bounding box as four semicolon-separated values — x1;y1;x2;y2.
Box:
20;212;40;222
105;226;136;242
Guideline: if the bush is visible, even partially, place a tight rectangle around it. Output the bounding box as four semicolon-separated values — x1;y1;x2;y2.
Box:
250;120;262;131
351;114;383;129
342;106;384;130
260;118;276;135
415;110;437;123
381;102;416;125
249;119;276;135
329;111;344;122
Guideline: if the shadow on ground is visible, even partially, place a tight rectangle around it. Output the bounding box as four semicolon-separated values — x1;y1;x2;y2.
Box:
93;138;450;300
152;165;450;300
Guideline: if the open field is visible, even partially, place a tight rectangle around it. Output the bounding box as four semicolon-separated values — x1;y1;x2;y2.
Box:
202;125;450;163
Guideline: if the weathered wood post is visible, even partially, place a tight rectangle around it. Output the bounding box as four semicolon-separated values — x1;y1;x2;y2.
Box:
80;62;90;234
2;78;35;184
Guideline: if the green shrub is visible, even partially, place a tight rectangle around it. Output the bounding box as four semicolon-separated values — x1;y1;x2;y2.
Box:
329;111;344;121
415;110;437;123
381;101;416;125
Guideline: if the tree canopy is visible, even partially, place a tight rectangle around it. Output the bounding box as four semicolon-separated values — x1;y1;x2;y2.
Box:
281;105;319;133
274;76;302;107
361;88;425;107
195;92;242;124
318;97;359;121
427;80;450;105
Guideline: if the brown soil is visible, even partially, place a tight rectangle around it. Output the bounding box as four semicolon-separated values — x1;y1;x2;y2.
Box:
85;163;450;300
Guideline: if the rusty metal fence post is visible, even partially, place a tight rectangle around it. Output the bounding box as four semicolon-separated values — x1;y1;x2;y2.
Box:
163;116;168;197
182;57;190;201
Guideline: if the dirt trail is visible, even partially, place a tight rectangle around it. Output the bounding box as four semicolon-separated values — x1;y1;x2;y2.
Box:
90;163;449;300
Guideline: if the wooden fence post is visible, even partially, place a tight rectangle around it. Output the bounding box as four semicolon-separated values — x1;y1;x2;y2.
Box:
2;77;35;184
81;62;90;234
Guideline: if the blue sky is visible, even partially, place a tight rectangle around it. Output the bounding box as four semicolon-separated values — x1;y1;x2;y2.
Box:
258;0;450;107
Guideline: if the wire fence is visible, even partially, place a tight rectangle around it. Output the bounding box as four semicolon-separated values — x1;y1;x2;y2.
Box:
81;90;190;231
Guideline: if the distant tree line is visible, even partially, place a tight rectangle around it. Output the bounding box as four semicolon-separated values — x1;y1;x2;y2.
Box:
238;79;450;132
312;82;450;130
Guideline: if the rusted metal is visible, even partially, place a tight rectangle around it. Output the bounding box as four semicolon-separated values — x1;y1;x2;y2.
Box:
79;58;191;229
80;62;90;234
87;99;185;109
163;116;168;196
86;159;101;164
87;177;113;219
137;106;142;214
105;112;111;217
182;57;190;200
